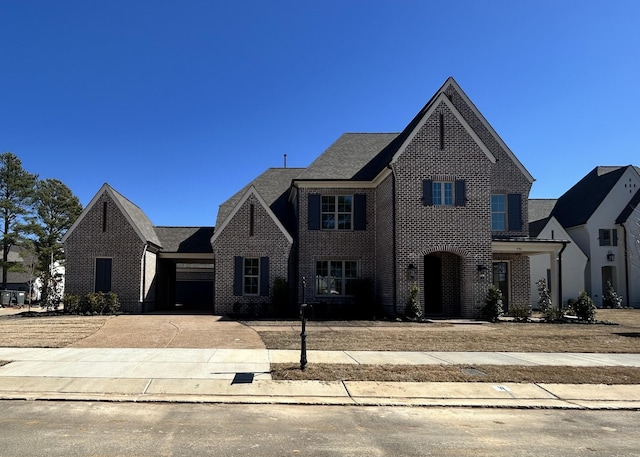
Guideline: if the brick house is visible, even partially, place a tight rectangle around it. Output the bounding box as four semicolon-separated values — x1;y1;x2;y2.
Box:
64;77;563;317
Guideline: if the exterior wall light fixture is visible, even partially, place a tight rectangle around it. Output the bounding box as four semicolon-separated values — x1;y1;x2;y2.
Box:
607;251;615;262
407;264;416;280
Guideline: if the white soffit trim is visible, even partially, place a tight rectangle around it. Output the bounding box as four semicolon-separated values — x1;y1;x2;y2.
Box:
446;77;535;184
210;185;294;245
492;240;567;255
390;92;496;166
293;180;378;189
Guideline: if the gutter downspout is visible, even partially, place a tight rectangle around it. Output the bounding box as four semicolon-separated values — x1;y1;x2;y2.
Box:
558;241;568;310
389;164;398;316
622;224;630;307
141;244;147;313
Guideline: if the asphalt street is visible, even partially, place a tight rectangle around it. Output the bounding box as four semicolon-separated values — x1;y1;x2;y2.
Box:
1;401;639;457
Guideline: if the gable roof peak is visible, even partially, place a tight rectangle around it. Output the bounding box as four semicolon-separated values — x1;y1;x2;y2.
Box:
62;182;161;247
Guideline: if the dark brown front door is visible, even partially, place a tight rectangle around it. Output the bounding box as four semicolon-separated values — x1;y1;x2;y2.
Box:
424;255;443;314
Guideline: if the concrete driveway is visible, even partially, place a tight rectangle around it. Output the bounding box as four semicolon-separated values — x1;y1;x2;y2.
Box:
68;314;266;349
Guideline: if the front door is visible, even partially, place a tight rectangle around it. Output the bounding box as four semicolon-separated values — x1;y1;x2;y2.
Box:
492;262;509;312
424;255;443;314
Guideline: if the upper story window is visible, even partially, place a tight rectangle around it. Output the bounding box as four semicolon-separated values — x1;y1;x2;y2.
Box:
599;229;618;246
422;179;466;206
315;260;358;296
491;195;507;231
308;194;367;231
433;182;454;206
491;193;523;232
322;195;352;230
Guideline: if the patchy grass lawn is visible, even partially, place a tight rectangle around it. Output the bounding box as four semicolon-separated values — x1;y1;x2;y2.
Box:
2;308;639;384
0;315;109;348
263;309;640;384
271;363;640;384
256;309;640;353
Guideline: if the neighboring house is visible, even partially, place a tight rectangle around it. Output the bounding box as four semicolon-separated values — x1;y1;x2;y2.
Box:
0;245;40;305
528;199;587;307
548;166;640;308
64;77;565;317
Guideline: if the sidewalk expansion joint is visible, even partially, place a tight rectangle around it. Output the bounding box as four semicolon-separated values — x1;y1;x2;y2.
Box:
534;383;561;400
142;379;153;395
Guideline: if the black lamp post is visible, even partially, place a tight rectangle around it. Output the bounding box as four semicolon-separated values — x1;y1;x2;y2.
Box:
300;276;310;370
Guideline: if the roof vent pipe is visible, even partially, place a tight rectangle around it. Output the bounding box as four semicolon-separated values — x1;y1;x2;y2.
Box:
284;153;287;168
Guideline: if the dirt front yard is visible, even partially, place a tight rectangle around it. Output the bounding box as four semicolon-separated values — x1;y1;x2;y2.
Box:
2;308;639;384
253;309;640;353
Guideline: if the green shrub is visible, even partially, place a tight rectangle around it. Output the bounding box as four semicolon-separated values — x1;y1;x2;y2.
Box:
570;291;596;322
509;303;532;322
104;292;121;314
63;294;81;314
602;281;623;308
481;284;504;322
64;292;120;315
405;283;422;320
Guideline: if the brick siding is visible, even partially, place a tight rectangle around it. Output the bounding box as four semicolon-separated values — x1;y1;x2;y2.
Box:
212;193;292;315
64;192;148;313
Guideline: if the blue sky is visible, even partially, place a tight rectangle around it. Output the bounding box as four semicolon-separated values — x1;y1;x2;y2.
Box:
1;1;638;227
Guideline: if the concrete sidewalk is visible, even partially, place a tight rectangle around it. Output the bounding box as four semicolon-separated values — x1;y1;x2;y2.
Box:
1;347;640;409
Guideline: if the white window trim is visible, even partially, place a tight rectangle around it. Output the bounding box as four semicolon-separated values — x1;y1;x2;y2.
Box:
315;260;359;296
243;257;260;296
433;181;454;206
321;195;353;230
491;194;507;231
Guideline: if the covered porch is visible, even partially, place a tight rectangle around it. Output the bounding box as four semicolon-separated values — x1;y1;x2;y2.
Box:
492;238;569;310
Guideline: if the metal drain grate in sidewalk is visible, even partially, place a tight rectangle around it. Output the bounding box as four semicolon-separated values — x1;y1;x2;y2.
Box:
231;372;255;384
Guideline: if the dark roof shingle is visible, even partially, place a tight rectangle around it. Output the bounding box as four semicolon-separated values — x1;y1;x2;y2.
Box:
552;166;628;228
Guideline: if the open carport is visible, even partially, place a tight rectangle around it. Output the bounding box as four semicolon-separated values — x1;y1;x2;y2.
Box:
154;227;215;313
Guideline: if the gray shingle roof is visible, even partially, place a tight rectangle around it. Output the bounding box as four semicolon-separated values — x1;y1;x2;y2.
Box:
528;199;557;222
295;133;398;180
616;187;640;224
108;185;162;247
154;226;214;253
552;166;629;228
215;168;303;229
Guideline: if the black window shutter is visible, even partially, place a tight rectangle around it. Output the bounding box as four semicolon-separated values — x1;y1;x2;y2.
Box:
507;194;522;231
95;258;112;293
233;256;243;296
260;257;270;296
354;194;366;230
308;194;320;230
612;229;618;246
422;179;433;206
454;180;466;206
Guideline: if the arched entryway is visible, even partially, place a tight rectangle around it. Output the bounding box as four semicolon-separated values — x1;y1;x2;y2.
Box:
423;252;463;316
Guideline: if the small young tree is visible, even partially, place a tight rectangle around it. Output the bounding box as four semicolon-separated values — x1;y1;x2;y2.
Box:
537;278;561;322
405;283;422;320
481;284;504;322
31;178;82;307
602;280;623;308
